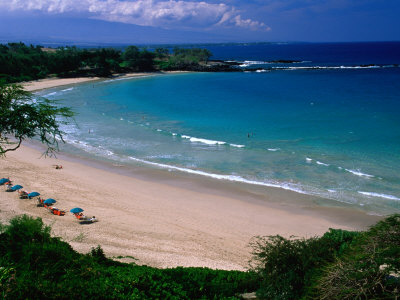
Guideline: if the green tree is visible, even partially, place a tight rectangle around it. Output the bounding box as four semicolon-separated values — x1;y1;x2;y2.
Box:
122;46;155;71
0;83;74;156
154;47;169;59
122;45;140;68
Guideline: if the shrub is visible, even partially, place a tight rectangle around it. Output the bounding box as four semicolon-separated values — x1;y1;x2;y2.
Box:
314;215;400;299
250;228;359;300
0;215;257;299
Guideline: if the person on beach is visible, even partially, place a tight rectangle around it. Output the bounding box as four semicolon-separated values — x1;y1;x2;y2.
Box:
53;165;63;169
6;182;12;190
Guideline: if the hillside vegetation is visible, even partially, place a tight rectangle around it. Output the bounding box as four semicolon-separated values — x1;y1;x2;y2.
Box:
0;214;399;299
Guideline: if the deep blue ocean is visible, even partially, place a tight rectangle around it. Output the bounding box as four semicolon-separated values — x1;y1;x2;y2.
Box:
38;42;400;215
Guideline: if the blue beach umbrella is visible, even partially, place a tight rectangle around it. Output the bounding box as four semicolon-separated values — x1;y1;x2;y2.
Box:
70;207;84;214
0;178;10;184
44;198;56;205
10;185;23;191
28;192;40;198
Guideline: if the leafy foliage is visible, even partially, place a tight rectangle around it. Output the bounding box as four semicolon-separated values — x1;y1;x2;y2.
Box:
250;229;360;299
156;47;212;70
314;215;400;299
0;83;74;155
0;43;214;83
0;215;258;299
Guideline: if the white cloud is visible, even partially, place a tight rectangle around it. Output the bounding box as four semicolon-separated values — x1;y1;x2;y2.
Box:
1;0;270;31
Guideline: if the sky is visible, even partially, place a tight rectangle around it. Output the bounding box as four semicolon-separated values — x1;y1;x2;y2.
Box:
0;0;399;45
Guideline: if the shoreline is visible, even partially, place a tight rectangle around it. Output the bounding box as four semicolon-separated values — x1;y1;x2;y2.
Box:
0;143;381;270
0;75;381;270
22;71;189;92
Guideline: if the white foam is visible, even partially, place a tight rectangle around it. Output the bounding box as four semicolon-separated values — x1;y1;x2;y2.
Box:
230;144;245;148
327;189;337;193
180;135;226;145
316;161;330;166
358;191;400;201
157;129;162;132
189;137;226;145
268;148;280;152
61;87;74;92
63;136;116;158
273;65;397;71
256;69;267;73
120;117;124;121
172;133;177;136
306;157;312;162
345;169;374;178
127;156;308;195
43;92;58;97
238;60;268;67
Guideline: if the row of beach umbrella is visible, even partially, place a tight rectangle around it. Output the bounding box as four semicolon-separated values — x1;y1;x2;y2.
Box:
2;177;85;216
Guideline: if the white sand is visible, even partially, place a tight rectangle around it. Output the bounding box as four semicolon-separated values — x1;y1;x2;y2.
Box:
0;145;380;270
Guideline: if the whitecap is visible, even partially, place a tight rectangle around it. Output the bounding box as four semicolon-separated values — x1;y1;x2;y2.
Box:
157;129;162;132
61;87;74;92
272;64;396;71
345;169;374;178
189;137;226;145
316;161;330;166
358;191;400;201
306;157;312;162
238;60;267;67
230;144;245;148
126;156;308;195
268;148;280;152
43;92;58;97
180;134;226;146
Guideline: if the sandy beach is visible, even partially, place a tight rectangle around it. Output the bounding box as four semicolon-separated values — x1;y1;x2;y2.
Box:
22;72;185;92
0;77;382;271
0;143;381;270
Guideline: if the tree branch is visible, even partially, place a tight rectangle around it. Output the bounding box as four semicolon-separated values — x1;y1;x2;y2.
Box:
2;137;23;154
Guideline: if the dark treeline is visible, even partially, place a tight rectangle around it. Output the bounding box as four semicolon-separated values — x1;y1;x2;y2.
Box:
0;42;213;83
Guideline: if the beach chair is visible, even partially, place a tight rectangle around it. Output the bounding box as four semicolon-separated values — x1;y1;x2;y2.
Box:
37;197;45;207
19;190;28;199
51;207;65;216
79;216;98;224
89;216;98;223
74;213;87;220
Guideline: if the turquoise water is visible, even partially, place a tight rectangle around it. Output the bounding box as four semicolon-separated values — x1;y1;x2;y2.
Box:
39;43;400;214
